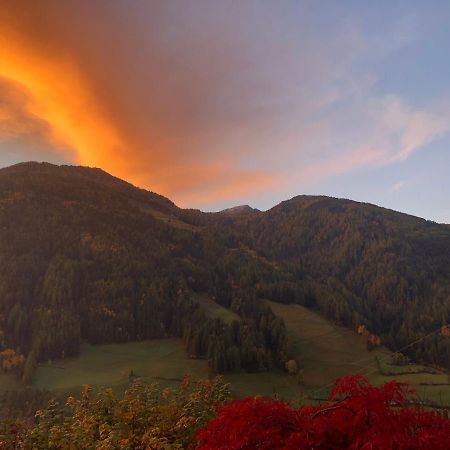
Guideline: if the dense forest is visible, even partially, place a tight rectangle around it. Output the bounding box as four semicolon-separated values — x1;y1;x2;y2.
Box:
0;163;287;382
0;162;449;385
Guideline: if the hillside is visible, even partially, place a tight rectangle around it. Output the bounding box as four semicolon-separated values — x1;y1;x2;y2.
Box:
0;162;286;383
0;162;449;389
234;195;450;367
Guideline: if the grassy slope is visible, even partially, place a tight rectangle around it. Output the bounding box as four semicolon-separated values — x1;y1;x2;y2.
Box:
267;301;450;404
192;293;241;324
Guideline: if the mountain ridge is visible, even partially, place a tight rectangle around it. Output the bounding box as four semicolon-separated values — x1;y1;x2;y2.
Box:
0;162;449;383
4;161;444;224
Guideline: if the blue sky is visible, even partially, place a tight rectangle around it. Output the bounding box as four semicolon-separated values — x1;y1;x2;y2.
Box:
0;1;449;222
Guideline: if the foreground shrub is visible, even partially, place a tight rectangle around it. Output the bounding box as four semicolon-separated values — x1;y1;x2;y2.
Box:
22;375;230;449
3;374;449;449
196;375;450;449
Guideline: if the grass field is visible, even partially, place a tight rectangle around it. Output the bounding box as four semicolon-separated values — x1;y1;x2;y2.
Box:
31;339;303;402
33;339;208;392
266;301;450;405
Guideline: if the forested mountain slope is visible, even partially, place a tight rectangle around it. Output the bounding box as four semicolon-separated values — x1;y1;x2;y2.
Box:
0;162;286;382
234;196;450;366
0;162;449;384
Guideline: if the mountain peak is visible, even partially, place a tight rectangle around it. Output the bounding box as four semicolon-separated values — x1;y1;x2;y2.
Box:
219;204;260;215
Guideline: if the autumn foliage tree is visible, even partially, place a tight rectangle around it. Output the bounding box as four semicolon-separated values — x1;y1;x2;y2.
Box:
18;376;230;449
196;375;450;449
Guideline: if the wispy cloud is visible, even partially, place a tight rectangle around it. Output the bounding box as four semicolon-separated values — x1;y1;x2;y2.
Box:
274;95;450;196
377;96;450;163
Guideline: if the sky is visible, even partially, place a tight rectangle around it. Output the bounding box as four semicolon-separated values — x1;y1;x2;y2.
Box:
0;1;449;222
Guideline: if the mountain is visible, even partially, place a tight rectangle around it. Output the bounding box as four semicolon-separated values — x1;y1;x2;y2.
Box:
234;195;450;365
218;205;260;216
0;162;287;382
0;162;449;385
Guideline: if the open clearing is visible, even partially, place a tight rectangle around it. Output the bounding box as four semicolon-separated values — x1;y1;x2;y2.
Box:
31;338;302;401
33;339;208;391
267;301;450;404
33;289;244;392
193;293;241;324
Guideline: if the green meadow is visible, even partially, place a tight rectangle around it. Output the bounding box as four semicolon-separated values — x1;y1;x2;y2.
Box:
33;339;208;392
266;301;450;404
1;299;448;407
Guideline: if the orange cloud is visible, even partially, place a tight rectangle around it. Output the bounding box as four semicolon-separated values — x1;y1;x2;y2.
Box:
0;78;46;140
0;2;277;205
0;32;129;178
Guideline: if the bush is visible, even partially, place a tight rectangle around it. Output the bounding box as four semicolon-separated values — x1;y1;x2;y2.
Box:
196;375;450;449
22;375;230;449
4;375;449;449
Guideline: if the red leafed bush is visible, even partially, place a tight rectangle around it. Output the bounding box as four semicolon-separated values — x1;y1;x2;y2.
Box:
195;396;298;449
196;375;450;449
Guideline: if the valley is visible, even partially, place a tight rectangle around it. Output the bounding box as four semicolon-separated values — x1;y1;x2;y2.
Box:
0;162;449;412
2;298;447;408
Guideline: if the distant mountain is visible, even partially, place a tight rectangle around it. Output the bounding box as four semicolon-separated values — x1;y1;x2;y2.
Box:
0;162;449;385
219;205;260;216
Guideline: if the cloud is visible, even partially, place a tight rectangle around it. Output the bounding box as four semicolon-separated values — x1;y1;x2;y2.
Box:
0;78;49;142
0;25;128;176
0;1;449;208
0;1;290;203
274;94;450;196
377;96;450;162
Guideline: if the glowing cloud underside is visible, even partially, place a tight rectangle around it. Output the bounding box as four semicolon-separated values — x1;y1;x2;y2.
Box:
0;38;128;179
0;25;274;205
